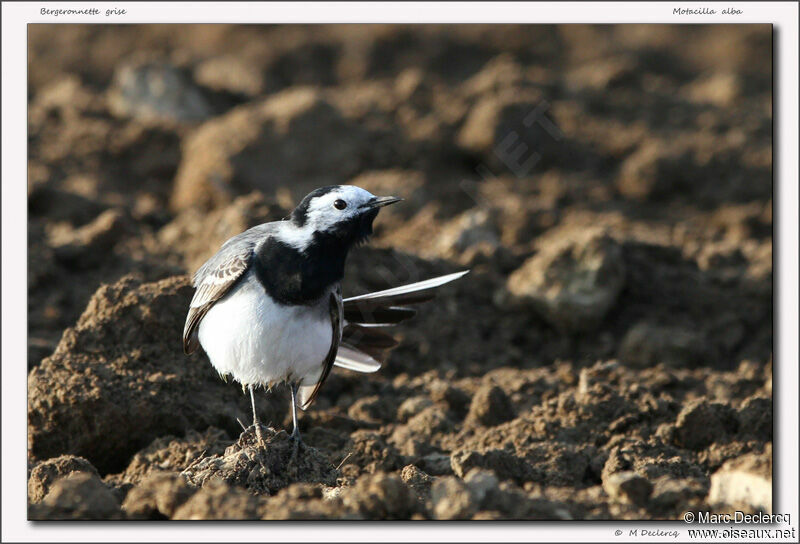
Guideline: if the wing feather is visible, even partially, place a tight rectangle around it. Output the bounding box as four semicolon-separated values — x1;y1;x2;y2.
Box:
297;289;342;410
182;227;270;354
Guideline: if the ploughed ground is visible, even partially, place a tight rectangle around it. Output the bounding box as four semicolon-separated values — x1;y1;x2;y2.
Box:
27;24;772;520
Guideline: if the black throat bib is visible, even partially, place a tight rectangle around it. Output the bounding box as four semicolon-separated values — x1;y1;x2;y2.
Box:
254;211;377;305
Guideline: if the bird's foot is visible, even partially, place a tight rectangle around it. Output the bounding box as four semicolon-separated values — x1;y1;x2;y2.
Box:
249;423;265;448
290;429;303;445
289;429;303;461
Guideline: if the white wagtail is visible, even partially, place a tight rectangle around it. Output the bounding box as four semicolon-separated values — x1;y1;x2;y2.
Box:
183;185;468;443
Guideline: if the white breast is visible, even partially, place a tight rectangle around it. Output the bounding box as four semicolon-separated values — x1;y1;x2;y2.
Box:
197;272;334;388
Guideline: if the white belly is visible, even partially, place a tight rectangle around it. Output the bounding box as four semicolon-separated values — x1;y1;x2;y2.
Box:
197;272;333;387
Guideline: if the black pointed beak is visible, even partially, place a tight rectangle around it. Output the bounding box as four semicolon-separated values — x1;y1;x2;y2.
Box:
362;196;403;209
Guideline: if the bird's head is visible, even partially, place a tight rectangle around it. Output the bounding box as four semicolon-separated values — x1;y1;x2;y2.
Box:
289;185;402;248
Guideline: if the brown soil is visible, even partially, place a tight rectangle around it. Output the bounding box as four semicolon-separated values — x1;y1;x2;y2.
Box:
28;24;772;520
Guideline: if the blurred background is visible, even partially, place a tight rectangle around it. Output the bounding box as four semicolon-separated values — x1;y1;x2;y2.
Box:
28;24;773;520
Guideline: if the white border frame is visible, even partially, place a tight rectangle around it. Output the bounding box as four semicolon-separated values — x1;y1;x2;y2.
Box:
3;2;797;542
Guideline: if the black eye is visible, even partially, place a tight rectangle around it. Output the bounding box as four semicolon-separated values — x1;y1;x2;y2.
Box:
333;199;347;210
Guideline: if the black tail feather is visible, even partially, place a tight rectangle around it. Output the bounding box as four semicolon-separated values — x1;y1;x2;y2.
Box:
343;304;417;325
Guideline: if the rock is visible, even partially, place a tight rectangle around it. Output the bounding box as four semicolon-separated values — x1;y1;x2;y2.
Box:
171;479;260;520
181;426;338;495
737;396;772;441
708;448;772;513
28;455;100;503
27;275;252;474
616;141;696;201
430;476;476;520
122;472;196;519
34;472;122;520
465;384;516;427
108;59;213;123
341;472;417;519
507;229;626;332
618;322;706;368
434;209;501;263
674;400;738;451
171;88;386;211
602;471;652;506
457;88;562;172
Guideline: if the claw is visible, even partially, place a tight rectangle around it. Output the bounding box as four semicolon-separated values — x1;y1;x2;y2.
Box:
248;385;266;447
290;427;303;445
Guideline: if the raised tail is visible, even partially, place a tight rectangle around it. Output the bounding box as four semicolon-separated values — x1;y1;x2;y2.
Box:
334;270;469;373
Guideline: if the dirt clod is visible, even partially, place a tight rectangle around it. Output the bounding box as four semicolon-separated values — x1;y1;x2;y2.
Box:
181;426;338;495
736;396;772;441
32;472;122;520
451;449;534;484
171;479;260;520
122;472;196;519
674;400;739;451
341;472;418;519
400;464;434;503
27;275;250;474
466;384;516;427
28;455;100;503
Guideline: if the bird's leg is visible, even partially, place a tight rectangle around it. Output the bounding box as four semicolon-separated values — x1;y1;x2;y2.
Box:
289;382;302;444
249;385;265;445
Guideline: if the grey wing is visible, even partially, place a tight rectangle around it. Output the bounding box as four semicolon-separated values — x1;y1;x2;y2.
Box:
182;225;271;354
297;287;342;410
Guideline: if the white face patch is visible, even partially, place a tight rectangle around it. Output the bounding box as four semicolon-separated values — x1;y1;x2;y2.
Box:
278;185;378;249
304;186;377;230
